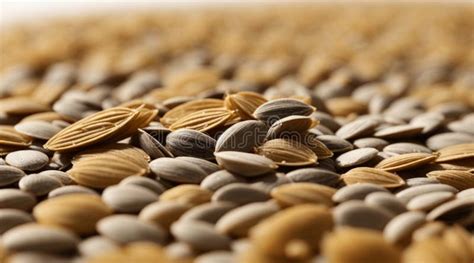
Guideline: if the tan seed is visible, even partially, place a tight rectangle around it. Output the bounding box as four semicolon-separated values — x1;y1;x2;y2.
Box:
139;201;192;230
435;143;474;162
215;151;277;177
161;99;224;127
224;91;267;120
0;125;32;147
375;152;438;172
160;185;212;206
256;138;317;166
342;167;405;188
271;183;335;207
169;107;234;132
426;170;474;190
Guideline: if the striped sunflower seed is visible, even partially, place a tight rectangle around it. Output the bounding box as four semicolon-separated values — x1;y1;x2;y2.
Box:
426;170;474;190
68;144;150;189
161;99;224;127
435;143;474;162
256;138;317;166
97;215;166;244
286;168;340;187
383;143;432;156
342;167;405;188
214;151;277;177
166;129;216;160
301;132;334;159
215;201;279;237
266;115;317;140
270;183;336;207
149;157;208;184
375;152;438;172
44;105;157;152
250;204;333;260
14;120;62;140
374;124;423;139
130;129;172;159
253;98;315;125
215;120;268;153
316;135;353;153
336;147;378;168
224;91;267;120
175;156;220;175
0;165;26;187
33;194;112;235
353;137;389;151
169;107;234;132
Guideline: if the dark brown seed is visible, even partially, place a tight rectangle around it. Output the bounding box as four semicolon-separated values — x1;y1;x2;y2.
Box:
253;98;315;125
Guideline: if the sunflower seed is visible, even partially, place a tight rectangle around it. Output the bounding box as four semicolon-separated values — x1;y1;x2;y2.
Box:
316;135;353;153
130;129;172;159
256;139;317;166
383;143;432;156
166;129;216;160
175;156;220;175
150;157;208;184
78;236;119;257
365;192;407;215
215;120;268;152
0;165;26;186
200;170;247;192
333;183;389;203
336;147;378;168
212;183;269;205
426;170;474;190
39;170;74;185
48;185;98;198
180;202;236;224
271;183;335;207
97;215;166;244
335;118;379;140
406;191;455;211
396;184;458;203
375;153;437;172
14;121;62;141
253;98;315;125
214;151;277;177
383;211;426;245
5;150;49;171
426;132;474;151
0;189;36;211
266;115;316;140
224;91;267;120
18;174;62;196
102;185;159;213
171;220;231;251
426;197;474;225
160;185;212;206
119;176;166;195
353;137;389;150
342;167;405;188
334;200;393;230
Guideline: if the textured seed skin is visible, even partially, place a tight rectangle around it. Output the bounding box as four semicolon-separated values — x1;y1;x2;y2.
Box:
336;148;378;168
253;98;315;125
215;151;277;177
286;168;340;187
215;120;268;152
0;165;26;186
166;129;216;160
5;150;49;171
150;157;208;184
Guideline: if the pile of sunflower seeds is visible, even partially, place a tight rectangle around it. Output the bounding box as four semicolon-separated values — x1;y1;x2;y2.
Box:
0;4;473;263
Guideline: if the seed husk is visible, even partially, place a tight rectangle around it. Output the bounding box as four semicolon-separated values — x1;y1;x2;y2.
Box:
375;153;438;172
250;204;333;260
342;167;405;188
150;157;207;184
139;202;192;231
301;132;334;159
353;137;389;150
166;129;216;160
435;143;474;162
175;156;220;175
316;135;353;153
271;183;335;207
161;99;225;127
68;144;150;189
33;194;112;235
253;98;315;125
286;167;340;187
336;147;378;168
374;124;423;139
200;170;247;192
44;106;157;152
130;129;172;159
171;220;231;251
160;184;212;206
224;91;267;120
215;120;268;153
212;183;269;206
256;138;317;166
119;176;166;195
383;143;432;156
102;185;159;213
97;215;166;244
215;151;277;177
169;107;234;132
426;170;474;190
322;227;402;263
0;165;26;186
216;201;279;237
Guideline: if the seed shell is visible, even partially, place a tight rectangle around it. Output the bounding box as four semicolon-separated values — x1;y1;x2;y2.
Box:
342;167;405;188
256;138;317;166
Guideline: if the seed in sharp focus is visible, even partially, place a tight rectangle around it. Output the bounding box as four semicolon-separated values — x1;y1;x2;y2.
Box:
253;98;315;125
5;150;49;171
266;115;317;140
375;152;438;172
224;91;268;120
336;147;378;168
316;135;353;153
169;107;234;132
215;120;268;153
256;138;317;166
214;151;277;177
166;129;216;160
130;129;173;159
149;157;208;184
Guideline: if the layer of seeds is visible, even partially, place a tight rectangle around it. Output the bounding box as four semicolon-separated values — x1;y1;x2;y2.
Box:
0;4;473;263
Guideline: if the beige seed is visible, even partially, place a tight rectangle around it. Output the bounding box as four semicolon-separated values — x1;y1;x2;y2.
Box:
224;91;267;120
160;185;212;206
200;170;247;192
334;200;394;231
0;165;26;187
396;184;458;203
139;201;192;230
14;120;62;140
0;209;34;235
79;236;119;258
256;139;317;166
19;174;62;196
383;211;426;246
336;147;378;168
215;151;277;177
150;157;208;184
169;107;234;132
406;192;455;211
426;170;474;190
48;185;98;198
333;183;389;203
365;192;407;215
0;189;37;211
97;215;166;244
435;143;474;162
335;118;379;140
33;194;112;235
171;220;231;251
212;183;269;206
161;99;225;127
179;202;236;224
374;124;423;139
5;150;49;171
102;185;159;213
426;198;474;225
